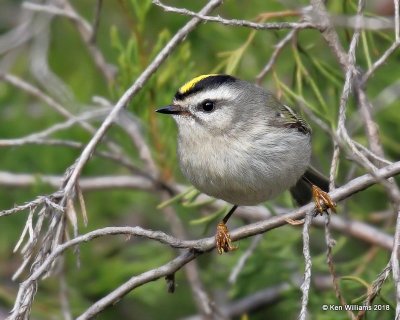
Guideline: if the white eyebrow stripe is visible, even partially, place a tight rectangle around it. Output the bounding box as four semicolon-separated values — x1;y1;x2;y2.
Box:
178;87;239;104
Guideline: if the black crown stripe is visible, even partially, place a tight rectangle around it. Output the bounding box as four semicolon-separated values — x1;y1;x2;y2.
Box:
174;74;237;100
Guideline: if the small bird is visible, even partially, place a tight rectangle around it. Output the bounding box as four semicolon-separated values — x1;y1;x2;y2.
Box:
156;74;335;254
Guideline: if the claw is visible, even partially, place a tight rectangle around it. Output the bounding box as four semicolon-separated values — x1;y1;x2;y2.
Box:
312;185;336;215
285;218;305;225
215;222;237;254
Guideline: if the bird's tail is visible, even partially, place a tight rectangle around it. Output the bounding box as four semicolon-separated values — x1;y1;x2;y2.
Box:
290;166;330;206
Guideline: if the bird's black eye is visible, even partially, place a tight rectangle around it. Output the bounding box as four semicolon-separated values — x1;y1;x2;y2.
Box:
201;100;215;112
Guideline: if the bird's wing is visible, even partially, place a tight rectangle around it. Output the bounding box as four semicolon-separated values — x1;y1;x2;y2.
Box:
274;104;312;135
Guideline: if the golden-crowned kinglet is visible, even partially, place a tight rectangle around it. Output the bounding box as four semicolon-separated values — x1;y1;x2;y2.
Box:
156;74;335;254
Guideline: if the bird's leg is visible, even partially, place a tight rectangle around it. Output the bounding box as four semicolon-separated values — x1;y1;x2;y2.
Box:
215;205;238;254
312;185;336;215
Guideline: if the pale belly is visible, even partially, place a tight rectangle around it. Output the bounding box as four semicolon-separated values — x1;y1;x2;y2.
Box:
178;131;311;206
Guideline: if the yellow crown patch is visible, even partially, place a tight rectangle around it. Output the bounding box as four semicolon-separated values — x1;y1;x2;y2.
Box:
178;74;218;94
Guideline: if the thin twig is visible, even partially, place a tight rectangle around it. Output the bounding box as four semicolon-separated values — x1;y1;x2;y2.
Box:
354;77;400;320
323;2;363;316
361;40;400;84
229;234;263;284
0;73;132;165
356;262;392;319
310;0;349;68
23;1;116;83
61;0;116;83
153;0;314;30
0;194;63;218
115;111;158;174
392;207;400;319
0;73;81;121
186;275;340;320
159;191;218;318
324;214;356;319
298;211;312;320
59;260;73;320
22;2;78;19
312;215;393;251
0;108;108;146
256;28;298;84
89;0;103;44
395;0;400;41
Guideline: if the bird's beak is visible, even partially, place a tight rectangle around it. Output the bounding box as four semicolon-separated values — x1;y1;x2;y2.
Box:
156;105;182;115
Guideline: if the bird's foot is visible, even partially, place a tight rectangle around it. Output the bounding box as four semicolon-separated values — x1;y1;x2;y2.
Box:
215;222;237;254
312;185;336;215
285;218;304;225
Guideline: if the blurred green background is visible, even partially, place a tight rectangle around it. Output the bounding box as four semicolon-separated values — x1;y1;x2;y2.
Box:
0;0;399;319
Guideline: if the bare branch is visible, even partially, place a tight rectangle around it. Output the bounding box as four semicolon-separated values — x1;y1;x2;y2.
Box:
0;194;63;218
158;190;218;318
229;234;263;284
357;262;392;319
0;108;108;147
186;275;337;320
298;211;312;320
0;9;36;55
392;208;400;319
0;172;156;192
59;261;73;320
115;111;158;175
395;0;400;41
312;215;393;251
330;15;394;30
0;171;395;251
89;0;103;44
153;0;314;30
310;0;349;68
13;160;399;319
0;73;81;121
256;28;298;84
76;250;198;320
22;2;77;19
153;1;396;32
22;1;116;83
0;73;135;168
361;40;400;84
324;214;355;319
